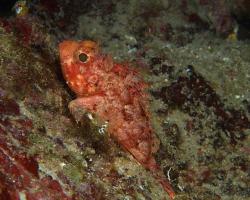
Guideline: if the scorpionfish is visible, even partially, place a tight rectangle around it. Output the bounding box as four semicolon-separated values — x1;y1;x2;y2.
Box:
59;40;175;199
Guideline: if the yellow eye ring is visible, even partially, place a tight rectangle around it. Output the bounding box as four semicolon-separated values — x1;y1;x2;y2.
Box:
78;53;89;63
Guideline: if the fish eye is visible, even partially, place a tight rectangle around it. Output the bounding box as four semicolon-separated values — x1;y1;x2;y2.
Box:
78;53;89;63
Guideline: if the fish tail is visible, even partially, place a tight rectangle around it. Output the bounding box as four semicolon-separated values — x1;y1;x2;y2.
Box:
146;158;175;199
155;174;175;199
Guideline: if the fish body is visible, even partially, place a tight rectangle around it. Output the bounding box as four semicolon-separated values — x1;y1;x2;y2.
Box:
59;40;175;199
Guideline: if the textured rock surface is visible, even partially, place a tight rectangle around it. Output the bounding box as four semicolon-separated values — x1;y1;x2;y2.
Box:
0;0;249;199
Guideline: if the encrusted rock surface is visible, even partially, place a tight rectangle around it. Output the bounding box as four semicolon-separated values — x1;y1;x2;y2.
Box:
0;0;249;199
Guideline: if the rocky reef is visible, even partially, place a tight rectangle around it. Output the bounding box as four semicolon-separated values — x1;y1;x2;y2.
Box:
0;0;249;199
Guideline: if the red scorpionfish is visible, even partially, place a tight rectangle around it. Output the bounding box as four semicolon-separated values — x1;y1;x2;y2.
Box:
59;40;175;199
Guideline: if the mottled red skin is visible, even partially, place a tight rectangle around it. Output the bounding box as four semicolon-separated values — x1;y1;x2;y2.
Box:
59;40;175;199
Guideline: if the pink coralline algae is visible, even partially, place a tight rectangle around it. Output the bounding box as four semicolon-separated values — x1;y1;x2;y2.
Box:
0;94;71;200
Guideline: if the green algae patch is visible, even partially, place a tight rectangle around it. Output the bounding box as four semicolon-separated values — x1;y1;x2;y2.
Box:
61;162;85;184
